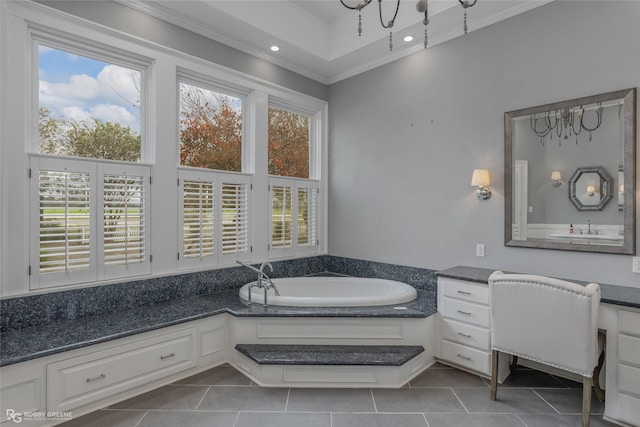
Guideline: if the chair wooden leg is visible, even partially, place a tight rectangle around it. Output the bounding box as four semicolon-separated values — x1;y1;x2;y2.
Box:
490;350;498;400
510;355;518;372
593;330;606;402
582;376;592;427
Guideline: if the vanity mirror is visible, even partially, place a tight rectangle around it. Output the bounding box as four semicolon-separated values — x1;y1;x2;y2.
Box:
504;88;636;254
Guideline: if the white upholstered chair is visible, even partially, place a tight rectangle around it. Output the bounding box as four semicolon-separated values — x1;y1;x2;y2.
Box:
488;271;601;427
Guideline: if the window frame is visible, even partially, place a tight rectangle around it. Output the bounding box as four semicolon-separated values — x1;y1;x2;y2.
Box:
29;28;152;162
177;70;251;173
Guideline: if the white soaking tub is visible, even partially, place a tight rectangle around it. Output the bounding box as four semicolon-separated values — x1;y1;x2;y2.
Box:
238;276;417;307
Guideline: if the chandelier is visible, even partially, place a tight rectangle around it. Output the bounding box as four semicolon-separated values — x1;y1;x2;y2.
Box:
530;104;605;146
339;0;478;51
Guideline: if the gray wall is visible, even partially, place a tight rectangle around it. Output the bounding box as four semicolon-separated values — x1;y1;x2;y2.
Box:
38;1;328;101
328;1;640;287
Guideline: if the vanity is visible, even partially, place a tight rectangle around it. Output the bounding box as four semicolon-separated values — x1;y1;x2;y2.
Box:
436;266;640;427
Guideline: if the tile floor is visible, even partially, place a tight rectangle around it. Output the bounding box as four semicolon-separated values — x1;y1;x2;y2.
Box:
59;363;617;427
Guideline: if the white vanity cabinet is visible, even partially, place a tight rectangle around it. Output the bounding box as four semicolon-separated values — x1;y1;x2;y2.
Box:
0;315;227;426
436;277;493;376
603;307;640;427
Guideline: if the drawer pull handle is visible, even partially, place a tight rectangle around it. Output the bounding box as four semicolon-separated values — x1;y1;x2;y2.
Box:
457;290;472;296
457;310;472;316
86;374;106;383
456;353;472;361
457;332;472;338
160;352;176;360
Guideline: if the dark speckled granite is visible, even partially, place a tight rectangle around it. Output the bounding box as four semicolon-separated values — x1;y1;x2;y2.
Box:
234;344;424;366
0;256;328;333
0;255;435;367
438;266;640;309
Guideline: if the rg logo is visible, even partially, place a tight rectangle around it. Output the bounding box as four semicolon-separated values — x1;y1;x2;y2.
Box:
6;409;23;423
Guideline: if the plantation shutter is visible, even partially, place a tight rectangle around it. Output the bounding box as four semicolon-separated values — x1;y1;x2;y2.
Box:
221;182;249;255
38;170;92;274
103;174;146;266
297;187;317;247
271;185;293;249
182;180;214;259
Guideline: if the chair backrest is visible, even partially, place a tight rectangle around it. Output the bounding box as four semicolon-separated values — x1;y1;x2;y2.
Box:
489;271;600;377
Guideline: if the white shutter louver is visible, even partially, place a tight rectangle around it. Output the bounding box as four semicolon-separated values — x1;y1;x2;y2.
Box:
297;187;317;246
221;182;249;255
271;185;293;249
103;174;146;266
182;180;214;259
39;170;91;273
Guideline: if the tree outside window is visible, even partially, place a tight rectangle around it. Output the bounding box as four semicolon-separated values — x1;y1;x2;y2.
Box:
179;82;243;172
268;107;309;179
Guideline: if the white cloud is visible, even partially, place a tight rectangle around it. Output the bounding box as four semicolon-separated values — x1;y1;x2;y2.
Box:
89;104;137;126
39;64;140;131
96;65;140;108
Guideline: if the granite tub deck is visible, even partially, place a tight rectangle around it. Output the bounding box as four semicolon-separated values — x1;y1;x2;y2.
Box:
438;266;640;310
0;289;435;367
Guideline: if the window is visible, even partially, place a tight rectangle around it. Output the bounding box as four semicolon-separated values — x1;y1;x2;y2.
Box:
179;80;243;172
38;43;143;162
30;157;150;288
29;37;150;289
178;169;250;269
268;106;309;178
269;178;318;256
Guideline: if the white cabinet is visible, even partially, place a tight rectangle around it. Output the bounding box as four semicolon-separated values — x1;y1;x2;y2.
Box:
436;277;493;376
47;327;198;412
612;309;640;426
0;361;47;426
0;315;227;426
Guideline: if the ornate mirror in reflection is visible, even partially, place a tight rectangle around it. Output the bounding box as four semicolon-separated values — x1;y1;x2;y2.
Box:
505;88;636;254
568;166;613;211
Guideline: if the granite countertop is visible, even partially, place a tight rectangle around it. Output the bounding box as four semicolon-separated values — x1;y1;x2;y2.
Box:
0;289;435;367
438;266;640;309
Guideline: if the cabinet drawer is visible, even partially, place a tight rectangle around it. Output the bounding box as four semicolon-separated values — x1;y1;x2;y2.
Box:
47;327;197;412
442;318;490;351
619;363;640;396
619;334;640;366
619;310;640;337
440;278;489;305
441;340;491;375
442;297;490;328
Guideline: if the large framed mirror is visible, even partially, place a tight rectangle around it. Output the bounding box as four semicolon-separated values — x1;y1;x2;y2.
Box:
505;88;636;254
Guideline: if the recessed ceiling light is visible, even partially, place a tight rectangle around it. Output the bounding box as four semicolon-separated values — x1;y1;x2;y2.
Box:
270;45;280;52
403;35;414;42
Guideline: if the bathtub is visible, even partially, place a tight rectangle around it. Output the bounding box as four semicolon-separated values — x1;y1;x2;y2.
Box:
238;276;417;307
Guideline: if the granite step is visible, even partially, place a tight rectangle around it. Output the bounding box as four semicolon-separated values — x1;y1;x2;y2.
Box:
235;344;424;366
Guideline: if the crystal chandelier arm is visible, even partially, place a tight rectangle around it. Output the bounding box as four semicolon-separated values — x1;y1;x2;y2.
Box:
580;103;604;132
377;0;400;29
571;108;584;136
340;0;373;11
530;114;552;138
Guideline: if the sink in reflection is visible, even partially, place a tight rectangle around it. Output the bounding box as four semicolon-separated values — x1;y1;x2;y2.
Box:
548;233;623;241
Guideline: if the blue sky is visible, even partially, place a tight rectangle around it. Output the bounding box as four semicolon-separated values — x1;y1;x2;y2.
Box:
39;44;141;133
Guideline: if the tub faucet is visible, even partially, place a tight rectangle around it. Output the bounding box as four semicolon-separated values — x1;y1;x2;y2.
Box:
236;260;279;306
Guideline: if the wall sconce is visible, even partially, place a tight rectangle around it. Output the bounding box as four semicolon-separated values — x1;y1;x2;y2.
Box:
586;185;596;197
619;184;624;196
471;169;491;200
551;171;562;187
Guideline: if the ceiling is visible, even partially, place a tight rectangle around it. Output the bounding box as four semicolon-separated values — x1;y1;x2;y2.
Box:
117;0;552;84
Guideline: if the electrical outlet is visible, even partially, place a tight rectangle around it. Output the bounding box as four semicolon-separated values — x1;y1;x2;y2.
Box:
633;257;640;273
476;244;485;257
